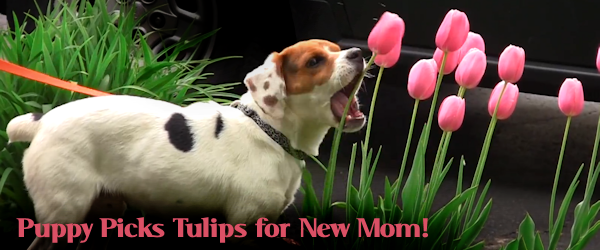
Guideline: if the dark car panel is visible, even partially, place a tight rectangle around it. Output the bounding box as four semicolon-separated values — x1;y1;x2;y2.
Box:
289;0;600;101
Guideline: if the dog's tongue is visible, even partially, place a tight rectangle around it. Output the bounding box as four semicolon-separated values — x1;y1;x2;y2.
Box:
331;91;360;121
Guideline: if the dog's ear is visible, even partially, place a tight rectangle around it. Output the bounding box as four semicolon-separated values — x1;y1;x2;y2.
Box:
243;52;287;119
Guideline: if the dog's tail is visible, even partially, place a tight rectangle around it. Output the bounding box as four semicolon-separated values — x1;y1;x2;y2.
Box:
6;113;43;144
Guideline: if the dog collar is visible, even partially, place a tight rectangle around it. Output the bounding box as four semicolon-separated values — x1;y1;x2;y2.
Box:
230;102;309;161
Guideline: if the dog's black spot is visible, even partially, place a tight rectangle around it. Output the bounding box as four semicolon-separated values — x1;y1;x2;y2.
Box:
164;113;195;152
215;112;224;139
176;199;184;204
32;113;43;121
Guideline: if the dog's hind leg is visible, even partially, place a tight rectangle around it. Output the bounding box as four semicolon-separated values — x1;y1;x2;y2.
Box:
23;151;101;250
75;191;127;250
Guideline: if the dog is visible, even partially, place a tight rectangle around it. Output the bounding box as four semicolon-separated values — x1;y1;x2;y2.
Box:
6;39;367;249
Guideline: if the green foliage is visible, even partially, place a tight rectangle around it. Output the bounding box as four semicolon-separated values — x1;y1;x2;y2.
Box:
0;0;240;232
501;116;600;250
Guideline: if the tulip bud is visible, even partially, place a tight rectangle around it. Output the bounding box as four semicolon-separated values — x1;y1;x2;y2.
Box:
433;48;460;75
458;32;485;62
488;81;519;120
368;12;405;55
558;78;584;117
435;9;470;52
498;45;525;84
407;59;438;100
596;46;600;73
455;48;487;89
438;95;466;132
375;41;402;68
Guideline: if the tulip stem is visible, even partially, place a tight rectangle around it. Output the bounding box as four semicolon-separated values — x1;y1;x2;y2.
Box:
321;53;376;221
432;132;447;183
359;65;385;196
465;82;508;226
423;52;448;155
428;131;448;200
549;116;572;232
363;65;386;159
472;83;507;188
422;130;453;217
422;84;466;217
583;113;600;209
458;86;466;98
392;98;420;204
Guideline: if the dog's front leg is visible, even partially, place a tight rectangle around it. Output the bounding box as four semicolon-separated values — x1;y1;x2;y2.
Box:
224;194;287;249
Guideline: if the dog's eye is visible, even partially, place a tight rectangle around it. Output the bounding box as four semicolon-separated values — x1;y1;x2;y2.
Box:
306;56;324;68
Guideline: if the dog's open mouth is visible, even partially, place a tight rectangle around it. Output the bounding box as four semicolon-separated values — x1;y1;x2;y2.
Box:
330;74;365;126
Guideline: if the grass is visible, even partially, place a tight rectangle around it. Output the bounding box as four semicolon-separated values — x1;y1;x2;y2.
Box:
0;0;240;232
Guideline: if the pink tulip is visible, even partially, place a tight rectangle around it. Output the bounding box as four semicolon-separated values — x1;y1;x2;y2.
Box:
435;9;470;52
375;41;402;68
455;48;487;89
458;32;485;62
433;48;460;75
368;12;405;55
596;46;600;73
407;59;438;100
558;78;584;117
488;81;519;120
498;45;525;84
438;95;465;132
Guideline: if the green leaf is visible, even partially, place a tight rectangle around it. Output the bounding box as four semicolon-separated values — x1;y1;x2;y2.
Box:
301;168;321;219
426;186;478;246
585;200;600;227
505;239;520;250
429;218;453;250
390;204;402;224
518;237;528;250
346;143;358;224
0;168;13;194
534;232;544;250
359;189;376;225
569;220;600;250
550;164;584;250
468;179;492;227
401;123;427;223
518;213;536;250
309;155;327;172
464;241;486;250
447;205;468;250
422;157;454;219
570;201;586;247
366;145;383;189
457;155;465;195
457;199;493;250
330;201;346;209
384;176;393;210
349;186;360;211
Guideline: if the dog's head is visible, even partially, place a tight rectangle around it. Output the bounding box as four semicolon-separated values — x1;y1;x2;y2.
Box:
243;39;366;132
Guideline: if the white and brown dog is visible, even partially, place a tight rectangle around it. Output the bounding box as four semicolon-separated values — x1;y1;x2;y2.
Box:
6;39;366;248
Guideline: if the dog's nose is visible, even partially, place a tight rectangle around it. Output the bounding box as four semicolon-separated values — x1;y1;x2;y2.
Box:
346;48;363;61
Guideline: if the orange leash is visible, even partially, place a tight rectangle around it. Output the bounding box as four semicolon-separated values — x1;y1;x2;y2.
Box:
0;59;112;97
